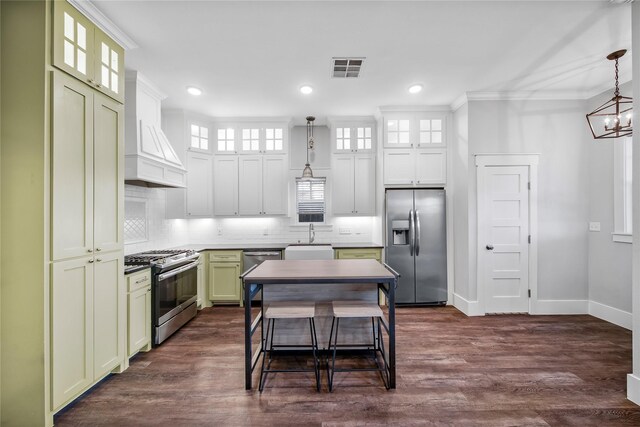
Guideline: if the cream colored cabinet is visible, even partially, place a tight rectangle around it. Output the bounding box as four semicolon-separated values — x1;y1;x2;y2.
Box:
197;254;206;308
186;152;213;217
238;155;287;215
51;251;124;410
52;70;123;260
213;156;239;215
332;154;375;215
51;257;94;410
127;269;152;357
208;251;243;305
53;0;124;103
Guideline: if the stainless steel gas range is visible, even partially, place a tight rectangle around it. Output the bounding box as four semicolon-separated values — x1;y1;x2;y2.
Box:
125;249;199;346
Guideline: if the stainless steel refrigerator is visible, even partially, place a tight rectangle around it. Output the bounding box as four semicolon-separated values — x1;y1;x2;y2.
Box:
385;189;447;305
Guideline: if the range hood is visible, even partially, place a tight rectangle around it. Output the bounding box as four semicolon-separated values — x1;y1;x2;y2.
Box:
124;71;186;188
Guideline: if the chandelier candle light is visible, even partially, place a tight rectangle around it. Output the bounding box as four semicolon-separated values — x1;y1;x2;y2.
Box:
586;49;633;139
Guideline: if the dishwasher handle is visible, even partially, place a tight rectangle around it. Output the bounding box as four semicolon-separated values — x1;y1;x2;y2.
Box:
243;251;281;257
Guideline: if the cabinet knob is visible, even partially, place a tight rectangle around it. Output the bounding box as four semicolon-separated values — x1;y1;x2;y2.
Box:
96;258;102;262
88;259;94;264
234;212;237;215
88;249;93;253
96;247;102;252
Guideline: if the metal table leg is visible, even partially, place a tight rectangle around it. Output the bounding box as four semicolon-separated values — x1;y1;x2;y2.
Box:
244;280;252;389
388;278;396;389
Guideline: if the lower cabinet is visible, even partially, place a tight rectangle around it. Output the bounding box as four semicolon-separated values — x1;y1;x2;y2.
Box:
51;251;125;410
208;250;243;306
335;248;384;305
127;269;152;358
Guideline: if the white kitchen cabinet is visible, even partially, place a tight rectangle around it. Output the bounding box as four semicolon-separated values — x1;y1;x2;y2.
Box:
52;70;123;260
237;123;288;154
127;269;152;358
383;113;446;149
332;154;375;215
384;148;446;185
213;156;239;215
51;251;124;410
186;152;213;217
238;155;288;215
329;119;376;154
53;0;124;103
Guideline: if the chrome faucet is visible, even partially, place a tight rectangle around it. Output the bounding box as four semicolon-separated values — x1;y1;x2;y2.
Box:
308;223;315;244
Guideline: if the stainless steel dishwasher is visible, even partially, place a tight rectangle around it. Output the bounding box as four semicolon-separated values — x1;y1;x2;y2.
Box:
243;250;282;301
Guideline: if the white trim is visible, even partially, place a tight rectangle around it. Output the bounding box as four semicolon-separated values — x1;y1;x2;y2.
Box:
628;374;640;405
530;299;589;315
125;70;167;100
613;233;633;243
452;293;484;317
378;105;452;113
450;93;468;112
475;154;539;315
68;0;138;50
589;300;632;330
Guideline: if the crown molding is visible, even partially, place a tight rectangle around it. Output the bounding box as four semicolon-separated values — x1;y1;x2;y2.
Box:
125;70;167;100
68;0;138;50
449;90;600;110
378;105;451;114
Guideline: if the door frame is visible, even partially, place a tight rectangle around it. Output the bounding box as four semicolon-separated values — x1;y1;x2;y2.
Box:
475;154;539;314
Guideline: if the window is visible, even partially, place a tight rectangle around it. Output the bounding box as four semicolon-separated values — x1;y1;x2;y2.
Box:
356;127;372;150
336;128;351;150
242;128;260;151
63;12;87;75
387;119;410;145
613;137;632;243
217;128;235;152
419;119;443;144
296;178;326;223
265;128;284;151
190;124;209;150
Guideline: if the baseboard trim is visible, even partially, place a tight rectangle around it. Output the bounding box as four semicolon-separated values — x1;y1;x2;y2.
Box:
628;374;640;404
530;299;588;315
453;293;484;316
589;300;632;330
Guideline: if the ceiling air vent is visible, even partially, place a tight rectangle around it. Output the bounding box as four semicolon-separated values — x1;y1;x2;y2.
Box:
332;57;364;78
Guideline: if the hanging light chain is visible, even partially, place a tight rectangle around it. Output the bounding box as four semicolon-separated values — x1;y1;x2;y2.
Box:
614;57;620;98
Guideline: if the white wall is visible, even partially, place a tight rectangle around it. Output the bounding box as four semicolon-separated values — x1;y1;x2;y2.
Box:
587;82;633;314
452;103;470;300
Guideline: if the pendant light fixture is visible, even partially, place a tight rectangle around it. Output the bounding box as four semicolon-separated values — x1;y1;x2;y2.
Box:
301;116;316;179
586;49;633;139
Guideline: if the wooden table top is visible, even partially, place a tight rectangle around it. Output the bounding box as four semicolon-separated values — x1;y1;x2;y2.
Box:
243;259;396;284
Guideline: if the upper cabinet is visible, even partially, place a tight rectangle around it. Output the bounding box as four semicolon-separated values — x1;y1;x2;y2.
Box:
328;118;376;154
213;121;290;155
382;111;448;186
53;0;124;103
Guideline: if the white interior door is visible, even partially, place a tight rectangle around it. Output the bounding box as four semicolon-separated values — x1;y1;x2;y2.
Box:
479;165;530;313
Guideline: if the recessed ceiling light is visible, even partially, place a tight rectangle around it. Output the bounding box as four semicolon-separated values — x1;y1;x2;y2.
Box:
300;85;313;95
408;84;423;94
187;86;202;96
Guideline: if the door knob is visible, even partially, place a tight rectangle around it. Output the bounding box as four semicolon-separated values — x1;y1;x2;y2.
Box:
486;245;494;250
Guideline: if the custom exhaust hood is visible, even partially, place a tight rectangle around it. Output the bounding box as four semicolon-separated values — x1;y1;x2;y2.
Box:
125;71;186;188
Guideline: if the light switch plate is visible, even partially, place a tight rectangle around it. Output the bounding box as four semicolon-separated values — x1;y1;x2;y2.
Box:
589;222;601;232
217;227;223;236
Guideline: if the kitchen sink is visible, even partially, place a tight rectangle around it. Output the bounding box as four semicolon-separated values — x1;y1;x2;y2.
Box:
284;244;333;260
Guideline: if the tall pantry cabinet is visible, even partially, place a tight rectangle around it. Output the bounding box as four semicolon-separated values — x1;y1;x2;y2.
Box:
0;1;125;425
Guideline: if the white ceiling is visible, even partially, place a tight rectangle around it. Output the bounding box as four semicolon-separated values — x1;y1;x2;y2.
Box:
92;0;632;122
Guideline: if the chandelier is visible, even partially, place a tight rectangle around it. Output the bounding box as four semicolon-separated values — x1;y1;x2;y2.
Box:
586;49;632;139
301;116;316;179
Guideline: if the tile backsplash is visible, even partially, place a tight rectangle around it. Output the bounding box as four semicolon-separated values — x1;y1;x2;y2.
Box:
124;186;381;253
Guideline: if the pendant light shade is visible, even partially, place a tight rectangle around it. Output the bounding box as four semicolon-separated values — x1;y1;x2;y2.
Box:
300;116;316;180
586;50;633;139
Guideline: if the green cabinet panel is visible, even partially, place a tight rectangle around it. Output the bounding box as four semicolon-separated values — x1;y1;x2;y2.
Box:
127;269;152;357
335;248;382;262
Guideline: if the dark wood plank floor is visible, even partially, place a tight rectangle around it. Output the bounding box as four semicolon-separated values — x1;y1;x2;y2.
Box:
55;306;640;426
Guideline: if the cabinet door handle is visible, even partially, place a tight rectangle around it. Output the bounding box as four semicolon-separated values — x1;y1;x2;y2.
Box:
135;278;148;284
96;258;102;262
96;247;102;252
87;249;93;253
88;259;94;263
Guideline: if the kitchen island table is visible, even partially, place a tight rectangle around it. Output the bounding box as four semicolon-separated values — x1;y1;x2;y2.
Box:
242;259;398;389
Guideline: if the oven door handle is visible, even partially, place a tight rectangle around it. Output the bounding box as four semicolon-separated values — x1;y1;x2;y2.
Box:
157;260;198;281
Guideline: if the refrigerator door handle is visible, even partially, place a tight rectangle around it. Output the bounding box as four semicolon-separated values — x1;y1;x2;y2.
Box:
409;209;415;256
415;210;421;256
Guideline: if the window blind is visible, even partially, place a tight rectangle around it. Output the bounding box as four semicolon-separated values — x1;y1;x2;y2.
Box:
296;177;326;222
